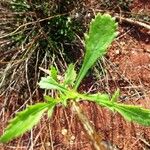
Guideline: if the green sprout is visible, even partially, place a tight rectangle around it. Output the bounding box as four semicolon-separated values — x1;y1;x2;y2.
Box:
1;14;150;148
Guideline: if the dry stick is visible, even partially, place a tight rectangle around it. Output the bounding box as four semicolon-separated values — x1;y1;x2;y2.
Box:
72;101;106;150
0;13;68;39
115;15;150;30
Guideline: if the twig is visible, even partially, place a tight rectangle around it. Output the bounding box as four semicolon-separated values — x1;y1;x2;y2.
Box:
39;67;50;75
0;13;68;39
115;15;150;30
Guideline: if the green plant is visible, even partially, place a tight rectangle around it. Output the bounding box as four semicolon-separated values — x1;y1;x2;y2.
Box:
9;0;79;55
11;0;30;12
1;13;150;149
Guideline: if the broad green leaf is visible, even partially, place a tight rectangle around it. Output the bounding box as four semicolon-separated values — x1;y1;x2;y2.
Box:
74;13;118;89
0;103;51;143
84;92;150;126
50;66;58;81
64;64;77;87
39;76;68;93
114;103;150;126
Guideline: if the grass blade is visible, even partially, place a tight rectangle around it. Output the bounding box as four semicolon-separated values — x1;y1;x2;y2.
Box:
39;76;68;93
64;64;77;87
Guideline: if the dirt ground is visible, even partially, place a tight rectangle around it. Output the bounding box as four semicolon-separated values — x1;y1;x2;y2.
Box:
0;0;150;150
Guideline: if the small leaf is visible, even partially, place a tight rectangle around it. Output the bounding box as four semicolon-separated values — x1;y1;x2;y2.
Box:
77;92;113;108
47;106;55;118
39;76;68;93
111;89;120;102
81;93;117;112
61;94;69;106
84;93;110;102
50;66;58;81
74;13;118;89
44;96;57;117
64;64;77;87
0;103;50;143
114;103;150;126
44;95;56;103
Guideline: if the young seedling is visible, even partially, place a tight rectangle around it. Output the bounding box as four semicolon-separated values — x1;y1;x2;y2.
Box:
1;13;150;150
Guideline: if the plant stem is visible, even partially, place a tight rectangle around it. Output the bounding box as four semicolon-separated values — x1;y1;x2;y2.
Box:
72;101;106;150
